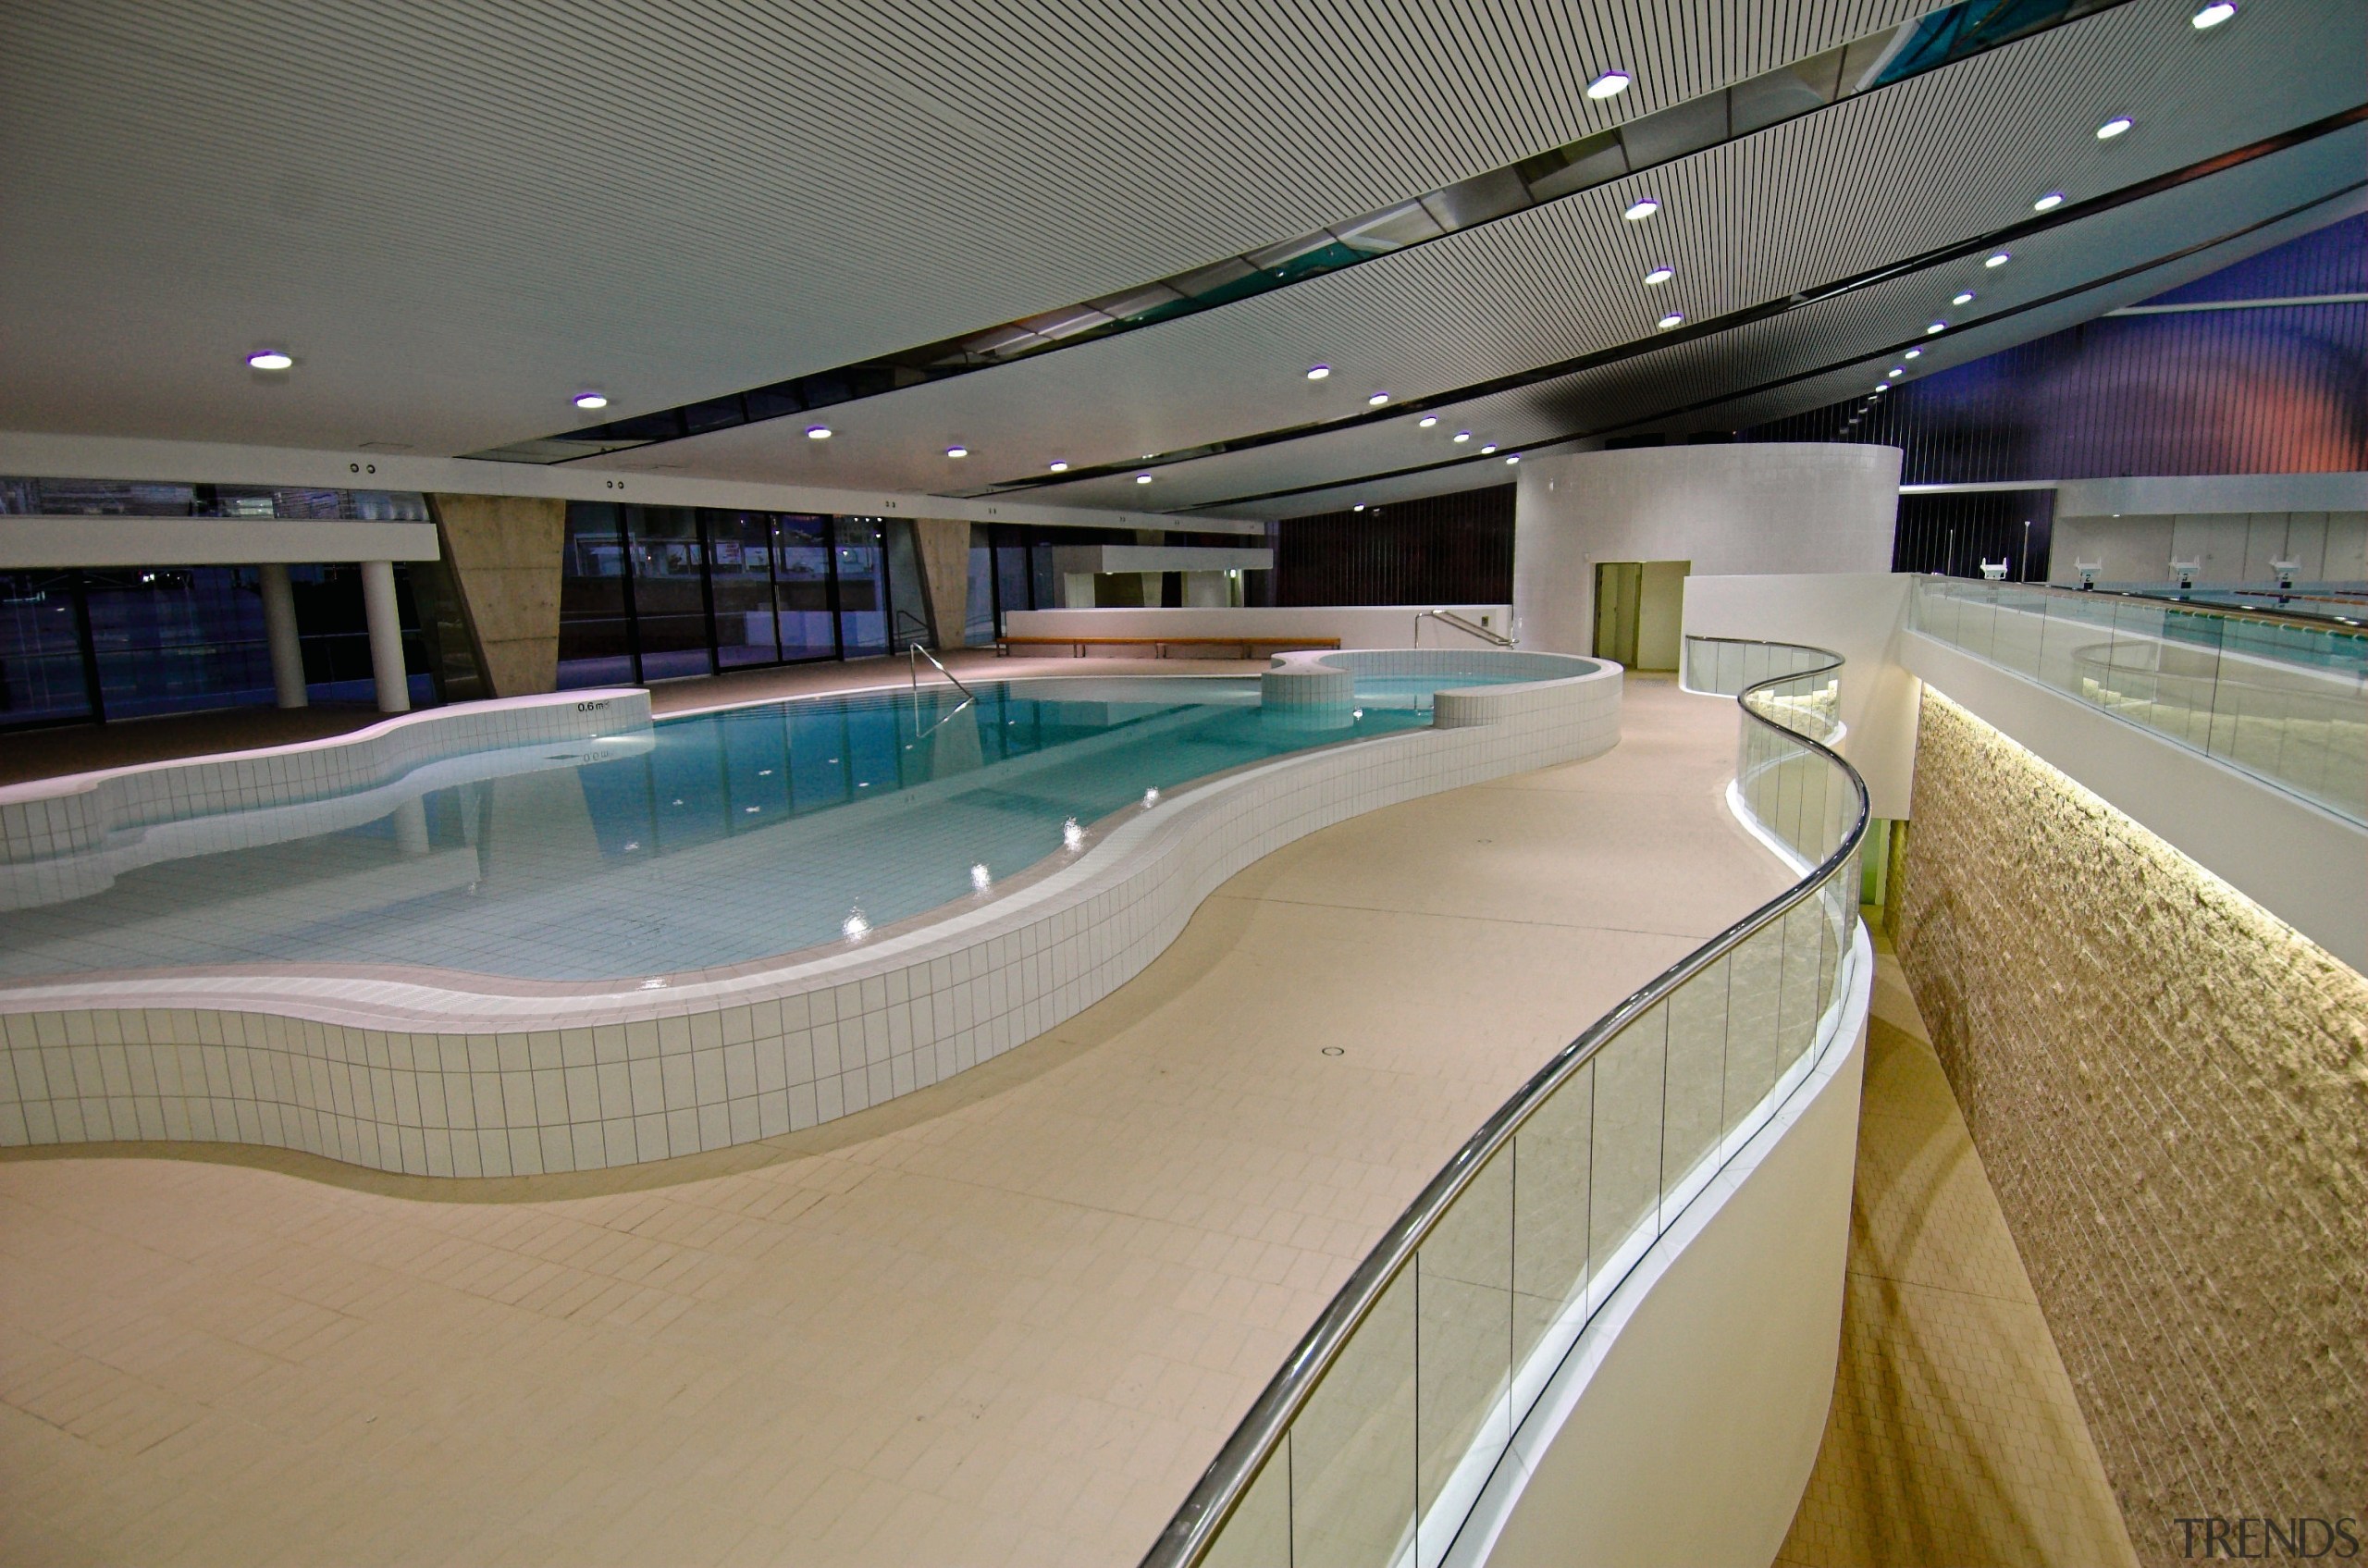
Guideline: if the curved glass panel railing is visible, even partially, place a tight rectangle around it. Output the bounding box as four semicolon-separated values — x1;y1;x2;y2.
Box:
1143;644;1868;1568
1909;576;2368;824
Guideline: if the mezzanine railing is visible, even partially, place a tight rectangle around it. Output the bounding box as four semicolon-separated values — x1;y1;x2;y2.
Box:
1143;642;1868;1568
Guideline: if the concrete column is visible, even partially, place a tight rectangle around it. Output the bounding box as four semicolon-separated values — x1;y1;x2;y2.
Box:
910;518;971;647
360;560;411;713
257;562;308;709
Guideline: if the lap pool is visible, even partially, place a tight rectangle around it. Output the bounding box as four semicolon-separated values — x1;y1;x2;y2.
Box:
0;673;1525;985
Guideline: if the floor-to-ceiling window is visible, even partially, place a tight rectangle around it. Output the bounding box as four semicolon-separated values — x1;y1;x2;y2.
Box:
0;569;93;724
625;506;712;682
834;518;891;657
707;510;779;670
0;478;446;730
556;502;636;686
966;524;997;645
771;514;839;661
558;504;922;688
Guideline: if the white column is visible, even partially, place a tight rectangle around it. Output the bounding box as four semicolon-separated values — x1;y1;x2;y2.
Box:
391;796;430;856
360;560;411;713
257;562;308;709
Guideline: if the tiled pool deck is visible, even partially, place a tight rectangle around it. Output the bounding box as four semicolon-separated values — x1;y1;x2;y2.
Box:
0;674;1785;1566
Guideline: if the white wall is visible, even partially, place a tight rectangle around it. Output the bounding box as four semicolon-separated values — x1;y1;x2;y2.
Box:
0;515;439;567
2049;512;2368;586
1003;604;1513;649
1900;632;2367;969
1514;444;1901;656
1682;574;1918;820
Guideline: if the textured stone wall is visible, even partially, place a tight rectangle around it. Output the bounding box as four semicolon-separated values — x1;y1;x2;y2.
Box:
1893;688;2365;1565
430;494;566;695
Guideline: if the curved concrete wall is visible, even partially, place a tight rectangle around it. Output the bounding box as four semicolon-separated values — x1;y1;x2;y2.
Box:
1513;444;1901;656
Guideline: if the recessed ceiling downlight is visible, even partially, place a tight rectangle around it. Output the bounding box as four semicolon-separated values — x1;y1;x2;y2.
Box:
2033;191;2066;211
1643;266;1674;285
1048;460;1068;472
945;446;968;458
2096;116;2132;139
1623;198;1660;221
1953;290;1976;304
1905;349;1922;360
1418;415;1439;427
1586;70;1633;99
1656;313;1684;329
1305;364;1331;380
1135;473;1153;484
1453;430;1472;443
806;425;832;439
572;391;608;410
1505;454;1520;464
1367;391;1390;406
2190;1;2236;26
246;350;293;371
1927;321;1947;334
1481;443;1498;454
1985;252;2011;267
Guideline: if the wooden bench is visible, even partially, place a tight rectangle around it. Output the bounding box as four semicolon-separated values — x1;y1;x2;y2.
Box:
995;635;1343;660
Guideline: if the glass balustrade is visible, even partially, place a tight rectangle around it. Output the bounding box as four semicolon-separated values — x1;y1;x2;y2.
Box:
1909;577;2368;824
1153;643;1868;1568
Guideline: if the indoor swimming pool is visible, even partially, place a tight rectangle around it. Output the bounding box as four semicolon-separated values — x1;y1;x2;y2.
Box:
0;673;1529;984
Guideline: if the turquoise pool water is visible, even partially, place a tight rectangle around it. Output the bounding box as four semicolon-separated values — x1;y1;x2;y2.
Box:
0;673;1516;984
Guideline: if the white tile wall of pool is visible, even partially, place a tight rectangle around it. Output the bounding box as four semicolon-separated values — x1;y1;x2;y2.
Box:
0;661;1622;1175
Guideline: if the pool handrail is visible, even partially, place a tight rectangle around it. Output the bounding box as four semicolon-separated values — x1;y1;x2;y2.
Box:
1139;642;1868;1568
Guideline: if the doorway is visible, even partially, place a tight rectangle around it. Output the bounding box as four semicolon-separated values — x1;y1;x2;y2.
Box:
1591;560;1689;671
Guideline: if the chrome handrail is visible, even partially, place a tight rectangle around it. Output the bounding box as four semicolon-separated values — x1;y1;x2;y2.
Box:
1141;644;1867;1568
906;639;976;703
1414;608;1518;648
1927;574;2368;640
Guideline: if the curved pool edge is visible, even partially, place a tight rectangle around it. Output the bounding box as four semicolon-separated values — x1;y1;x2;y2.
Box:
0;655;1622;1178
0;688;653;866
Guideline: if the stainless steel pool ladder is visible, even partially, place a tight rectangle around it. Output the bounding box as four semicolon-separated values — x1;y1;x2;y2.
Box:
901;612;979;738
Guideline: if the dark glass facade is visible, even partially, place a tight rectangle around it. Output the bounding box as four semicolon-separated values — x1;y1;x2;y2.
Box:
0;563;441;729
558;505;968;687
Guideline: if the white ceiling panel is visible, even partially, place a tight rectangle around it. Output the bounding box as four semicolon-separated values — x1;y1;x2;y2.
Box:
0;0;1935;454
1024;127;2367;513
572;0;2360;501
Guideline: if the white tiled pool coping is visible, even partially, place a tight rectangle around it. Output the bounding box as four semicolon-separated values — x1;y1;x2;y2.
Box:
1;654;1621;1176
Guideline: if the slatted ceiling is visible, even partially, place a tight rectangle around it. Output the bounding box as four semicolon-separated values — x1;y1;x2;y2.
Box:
597;0;2350;501
1028;134;2363;513
0;0;2348;494
0;0;1942;452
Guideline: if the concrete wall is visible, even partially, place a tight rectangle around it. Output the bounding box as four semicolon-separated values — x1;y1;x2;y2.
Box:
912;517;970;647
1513;443;1900;656
1892;689;2367;1565
431;494;565;696
1682;573;1918;821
